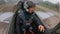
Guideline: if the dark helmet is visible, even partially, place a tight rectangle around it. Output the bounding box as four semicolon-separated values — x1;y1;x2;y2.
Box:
24;1;36;9
16;0;29;10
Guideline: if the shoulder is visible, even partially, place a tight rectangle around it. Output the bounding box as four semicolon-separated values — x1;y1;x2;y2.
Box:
32;12;37;16
17;10;24;15
17;10;25;18
32;12;39;18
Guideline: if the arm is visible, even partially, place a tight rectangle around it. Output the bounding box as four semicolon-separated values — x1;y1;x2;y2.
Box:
33;15;43;26
33;14;44;32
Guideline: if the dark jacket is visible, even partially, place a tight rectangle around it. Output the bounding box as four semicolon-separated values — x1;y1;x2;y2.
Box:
8;10;43;34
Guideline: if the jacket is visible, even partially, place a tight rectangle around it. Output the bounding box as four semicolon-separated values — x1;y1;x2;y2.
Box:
8;10;43;34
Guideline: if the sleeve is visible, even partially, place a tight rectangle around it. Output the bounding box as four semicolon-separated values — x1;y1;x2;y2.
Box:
16;14;23;34
33;15;43;26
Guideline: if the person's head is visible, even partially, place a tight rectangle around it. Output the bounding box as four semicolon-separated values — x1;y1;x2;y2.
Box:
24;1;36;13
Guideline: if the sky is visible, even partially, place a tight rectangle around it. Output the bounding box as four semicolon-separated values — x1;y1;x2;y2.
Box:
43;0;59;4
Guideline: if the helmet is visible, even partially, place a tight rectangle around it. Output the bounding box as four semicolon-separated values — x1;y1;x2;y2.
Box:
16;0;28;10
24;1;36;9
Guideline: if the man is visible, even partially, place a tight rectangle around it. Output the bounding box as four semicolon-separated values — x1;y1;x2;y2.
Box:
8;1;44;34
16;1;44;33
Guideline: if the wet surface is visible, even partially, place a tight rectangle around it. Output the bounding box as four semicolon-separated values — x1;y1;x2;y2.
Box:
36;11;60;29
0;12;13;34
0;22;9;34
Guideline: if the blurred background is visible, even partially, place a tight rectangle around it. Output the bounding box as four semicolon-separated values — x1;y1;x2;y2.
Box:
0;0;60;34
0;0;59;12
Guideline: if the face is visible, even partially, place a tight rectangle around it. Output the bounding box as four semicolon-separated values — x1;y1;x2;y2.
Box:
28;6;35;13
